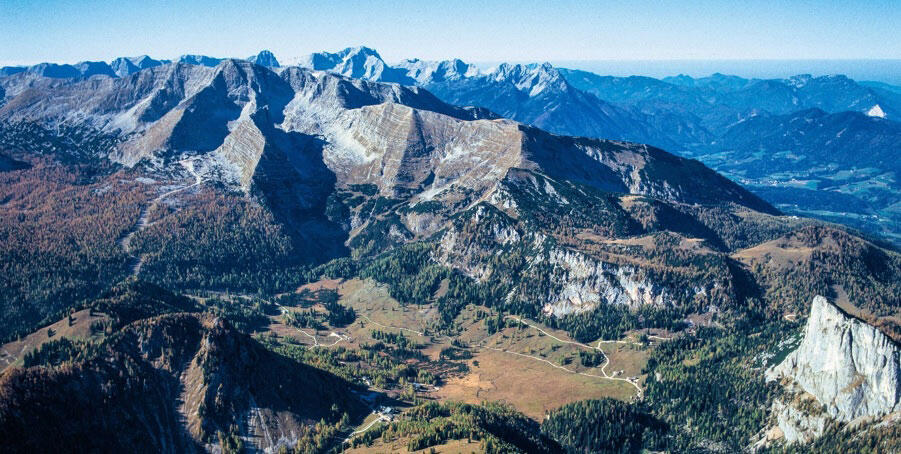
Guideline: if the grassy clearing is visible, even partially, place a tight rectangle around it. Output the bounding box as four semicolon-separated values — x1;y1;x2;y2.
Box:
598;341;649;379
262;278;654;421
434;349;635;420
0;308;107;370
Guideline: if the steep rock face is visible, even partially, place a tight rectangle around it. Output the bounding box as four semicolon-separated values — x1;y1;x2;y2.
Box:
322;103;524;194
430;172;716;318
542;247;674;316
766;398;829;445
433;206;686;318
247;50;280;68
765;295;901;442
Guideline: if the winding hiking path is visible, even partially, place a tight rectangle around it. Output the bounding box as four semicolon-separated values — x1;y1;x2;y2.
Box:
494;315;658;398
341;413;389;446
293;327;321;346
351;310;651;398
360;314;425;337
119;161;201;276
195;289;656;400
298;331;349;348
351;415;388;435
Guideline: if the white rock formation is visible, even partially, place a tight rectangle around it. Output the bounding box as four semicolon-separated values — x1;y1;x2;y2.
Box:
542;247;672;316
765;295;901;443
767;398;829;445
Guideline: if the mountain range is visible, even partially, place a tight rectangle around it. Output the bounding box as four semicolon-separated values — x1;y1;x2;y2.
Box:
60;47;890;246
0;57;774;265
6;47;897;122
0;49;899;452
290;46;901;244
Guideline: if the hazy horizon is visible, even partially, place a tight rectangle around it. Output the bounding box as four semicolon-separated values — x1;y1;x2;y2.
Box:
4;51;901;86
551;59;901;85
3;0;899;70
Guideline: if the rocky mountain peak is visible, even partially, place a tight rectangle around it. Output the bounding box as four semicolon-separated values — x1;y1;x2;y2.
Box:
340;47;386;74
177;54;223;67
0;66;26;77
26;62;81;78
396;58;480;84
787;74;814;87
298;46;413;84
490;62;568;97
110;55;166;77
0;52;776;216
868;104;887;118
131;55;162;67
344;45;382;59
74;61;116;78
302;46;382;70
247;49;280;67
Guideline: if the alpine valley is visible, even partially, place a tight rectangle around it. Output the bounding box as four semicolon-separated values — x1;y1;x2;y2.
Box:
0;48;898;453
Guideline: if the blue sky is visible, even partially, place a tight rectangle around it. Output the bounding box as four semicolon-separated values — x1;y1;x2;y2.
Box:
1;0;899;66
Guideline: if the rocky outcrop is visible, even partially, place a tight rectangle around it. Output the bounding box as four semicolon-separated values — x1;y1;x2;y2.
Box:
298;46;414;85
764;295;901;443
767;397;829;445
542;247;675;316
247;50;280;68
432;198;684;317
0;313;365;453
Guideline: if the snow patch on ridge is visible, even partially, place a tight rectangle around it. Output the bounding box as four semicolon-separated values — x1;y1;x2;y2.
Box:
867;104;886;118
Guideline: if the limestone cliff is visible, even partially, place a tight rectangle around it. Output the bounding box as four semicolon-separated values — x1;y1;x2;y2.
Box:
764;295;901;443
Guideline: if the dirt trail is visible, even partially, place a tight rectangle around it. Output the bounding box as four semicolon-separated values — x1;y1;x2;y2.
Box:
360;314;425;337
350;309;649;398
120;160;201;277
292;327;348;348
497;315;662;399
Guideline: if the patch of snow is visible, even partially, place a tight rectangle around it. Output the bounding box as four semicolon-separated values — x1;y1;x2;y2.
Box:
417;184;449;201
867;104;886;118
